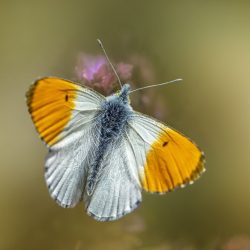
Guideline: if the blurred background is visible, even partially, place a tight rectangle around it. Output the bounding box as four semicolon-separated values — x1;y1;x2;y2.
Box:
1;0;250;249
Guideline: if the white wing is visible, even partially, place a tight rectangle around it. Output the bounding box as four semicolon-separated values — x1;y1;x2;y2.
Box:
27;77;104;207
84;137;142;221
45;118;100;208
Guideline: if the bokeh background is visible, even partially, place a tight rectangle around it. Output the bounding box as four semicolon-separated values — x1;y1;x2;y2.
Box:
1;1;250;249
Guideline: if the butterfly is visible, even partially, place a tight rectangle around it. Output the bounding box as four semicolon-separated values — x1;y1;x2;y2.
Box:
26;75;205;221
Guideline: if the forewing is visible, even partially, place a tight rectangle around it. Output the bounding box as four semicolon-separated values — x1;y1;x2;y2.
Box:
26;77;104;147
27;77;104;207
84;138;142;221
127;113;205;193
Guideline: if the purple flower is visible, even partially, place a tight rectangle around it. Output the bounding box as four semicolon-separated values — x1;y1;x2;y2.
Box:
79;55;106;81
75;53;133;95
74;52;168;120
116;62;133;81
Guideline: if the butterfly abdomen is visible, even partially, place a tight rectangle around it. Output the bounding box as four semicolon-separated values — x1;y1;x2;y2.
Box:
86;96;132;195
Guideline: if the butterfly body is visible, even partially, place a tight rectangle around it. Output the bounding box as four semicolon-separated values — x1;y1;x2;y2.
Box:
27;77;205;221
86;83;132;195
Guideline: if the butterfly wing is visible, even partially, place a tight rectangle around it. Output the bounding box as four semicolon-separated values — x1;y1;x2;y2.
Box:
26;77;104;147
84;111;204;221
84;138;142;221
126;112;205;193
27;77;105;207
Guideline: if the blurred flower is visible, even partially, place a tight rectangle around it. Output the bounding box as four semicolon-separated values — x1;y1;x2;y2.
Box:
77;55;106;81
116;62;133;80
75;53;133;95
74;52;170;120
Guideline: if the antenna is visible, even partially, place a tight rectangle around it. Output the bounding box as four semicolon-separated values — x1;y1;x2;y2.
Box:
97;39;122;89
129;78;183;93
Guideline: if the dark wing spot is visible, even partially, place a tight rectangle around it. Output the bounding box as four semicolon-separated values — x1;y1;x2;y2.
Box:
65;94;68;102
162;141;169;147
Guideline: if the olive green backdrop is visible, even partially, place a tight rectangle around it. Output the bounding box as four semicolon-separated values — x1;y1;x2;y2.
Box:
1;1;250;249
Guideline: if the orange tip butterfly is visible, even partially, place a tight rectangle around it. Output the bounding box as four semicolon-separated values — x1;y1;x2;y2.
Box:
26;40;205;221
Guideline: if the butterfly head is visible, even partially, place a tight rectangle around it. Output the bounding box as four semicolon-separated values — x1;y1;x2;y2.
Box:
118;83;131;104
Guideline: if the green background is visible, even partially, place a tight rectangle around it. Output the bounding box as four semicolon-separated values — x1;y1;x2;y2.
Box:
1;1;250;249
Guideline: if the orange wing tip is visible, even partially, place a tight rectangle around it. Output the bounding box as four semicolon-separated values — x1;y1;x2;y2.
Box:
142;127;206;194
26;77;79;146
26;81;38;110
182;152;206;183
142;153;205;194
189;154;206;181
